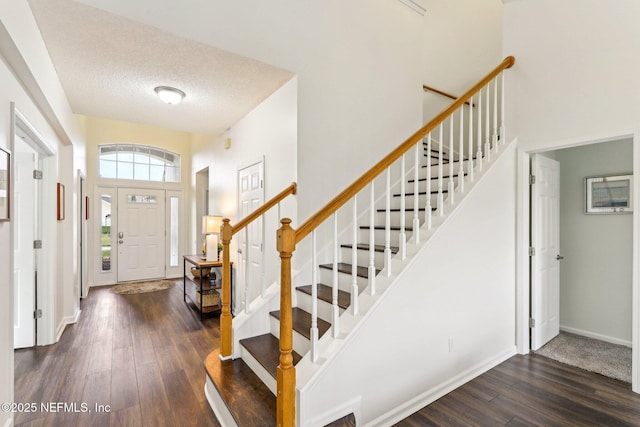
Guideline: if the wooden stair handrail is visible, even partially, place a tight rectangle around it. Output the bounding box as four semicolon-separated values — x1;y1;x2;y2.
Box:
231;182;297;237
295;56;514;244
219;182;297;360
423;84;475;107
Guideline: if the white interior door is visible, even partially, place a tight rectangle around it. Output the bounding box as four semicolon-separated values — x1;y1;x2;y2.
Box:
117;188;166;282
531;154;561;350
238;161;264;309
13;150;36;348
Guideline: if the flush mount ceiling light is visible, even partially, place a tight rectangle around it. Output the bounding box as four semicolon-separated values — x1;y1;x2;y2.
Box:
154;86;186;105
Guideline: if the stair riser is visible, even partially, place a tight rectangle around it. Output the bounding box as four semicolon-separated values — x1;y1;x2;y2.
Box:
339;246;386;270
296;290;345;324
239;345;277;395
319;266;369;290
270;316;311;356
375;210;427;227
358;228;412;247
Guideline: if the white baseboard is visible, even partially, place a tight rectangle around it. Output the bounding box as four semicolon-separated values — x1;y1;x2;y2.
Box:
55;308;82;342
364;346;517;427
304;397;360;427
204;376;238;427
560;325;632;347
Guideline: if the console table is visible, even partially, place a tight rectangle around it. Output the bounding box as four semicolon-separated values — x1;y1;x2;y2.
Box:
183;255;232;320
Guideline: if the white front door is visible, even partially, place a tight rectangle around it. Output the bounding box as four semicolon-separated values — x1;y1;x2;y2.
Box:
531;154;561;350
238;161;264;309
117;188;166;282
13;150;37;348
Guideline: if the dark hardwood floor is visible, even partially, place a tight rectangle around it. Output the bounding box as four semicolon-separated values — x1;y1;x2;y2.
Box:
15;283;640;426
14;281;221;427
396;353;640;427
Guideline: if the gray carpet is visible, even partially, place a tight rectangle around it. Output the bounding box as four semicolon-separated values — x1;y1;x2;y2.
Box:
535;332;631;383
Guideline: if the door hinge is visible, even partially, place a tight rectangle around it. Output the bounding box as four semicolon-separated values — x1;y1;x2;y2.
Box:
33;170;43;180
34;309;43;319
529;247;535;256
529;318;536;328
33;240;42;249
529;175;536;185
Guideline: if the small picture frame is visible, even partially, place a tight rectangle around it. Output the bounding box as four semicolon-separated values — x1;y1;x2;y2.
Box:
585;174;633;214
0;147;10;222
57;183;65;220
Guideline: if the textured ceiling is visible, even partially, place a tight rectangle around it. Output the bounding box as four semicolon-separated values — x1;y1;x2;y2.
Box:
27;0;294;135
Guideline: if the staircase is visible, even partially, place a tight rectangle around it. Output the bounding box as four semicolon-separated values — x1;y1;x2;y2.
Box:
205;57;515;426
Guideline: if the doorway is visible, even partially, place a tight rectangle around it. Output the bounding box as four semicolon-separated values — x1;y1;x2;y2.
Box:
524;137;636;387
116;188;166;282
238;159;265;312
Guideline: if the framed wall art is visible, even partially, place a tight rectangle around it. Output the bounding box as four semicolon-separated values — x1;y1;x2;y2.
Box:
585;174;633;214
0;147;9;222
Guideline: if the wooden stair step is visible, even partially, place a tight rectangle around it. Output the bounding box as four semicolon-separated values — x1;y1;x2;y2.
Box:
376;207;436;212
297;284;351;310
341;243;399;254
205;349;276;426
319;262;380;278
407;174;466;183
239;333;302;379
270;308;331;340
393;190;448;197
424;158;473;167
359;225;413;232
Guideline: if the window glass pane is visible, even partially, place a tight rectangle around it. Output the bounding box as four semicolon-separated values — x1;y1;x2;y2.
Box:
165;166;180;183
134;162;150;181
117;145;134;162
170;196;179;267
149;165;165;181
149;148;166;165
101;195;112;272
134;146;150;164
99;160;117;178
118;162;134;180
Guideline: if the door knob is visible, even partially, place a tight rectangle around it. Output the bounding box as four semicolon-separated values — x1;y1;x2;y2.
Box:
556;255;564;260
119;240;124;244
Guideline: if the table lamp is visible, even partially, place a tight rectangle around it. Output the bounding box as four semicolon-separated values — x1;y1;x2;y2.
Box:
202;215;223;261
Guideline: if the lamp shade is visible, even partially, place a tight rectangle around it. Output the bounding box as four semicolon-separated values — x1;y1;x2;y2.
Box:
202;215;223;234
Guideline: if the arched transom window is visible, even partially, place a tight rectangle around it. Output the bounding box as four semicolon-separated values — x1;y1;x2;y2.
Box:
99;144;181;183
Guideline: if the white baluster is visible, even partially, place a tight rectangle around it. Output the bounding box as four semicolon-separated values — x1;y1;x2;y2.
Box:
469;96;474;182
311;230;319;362
244;227;251;314
385;167;392;277
369;181;376;296
413;143;420;243
438;124;444;216
485;86;491;163
477;90;483;172
261;213;266;298
351;196;359;315
493;77;499;154
448;117;455;205
332;212;339;338
399;154;407;260
425;133;432;230
458;108;465;193
500;71;506;145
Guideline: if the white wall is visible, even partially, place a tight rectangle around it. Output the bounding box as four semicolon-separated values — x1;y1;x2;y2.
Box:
554;139;633;344
0;1;85;424
300;145;517;426
75;0;425;222
422;0;503;122
191;77;298;313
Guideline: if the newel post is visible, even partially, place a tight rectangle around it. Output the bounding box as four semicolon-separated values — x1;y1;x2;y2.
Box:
277;218;296;427
220;218;233;359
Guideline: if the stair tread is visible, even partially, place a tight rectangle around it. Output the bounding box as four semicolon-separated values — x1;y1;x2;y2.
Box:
376;208;435;212
341;243;399;253
319;262;380;277
424;159;472;167
407;174;466;183
360;225;413;232
297;284;351;309
270;308;332;340
394;190;448;197
239;333;303;379
205;349;276;426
